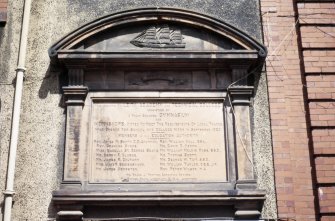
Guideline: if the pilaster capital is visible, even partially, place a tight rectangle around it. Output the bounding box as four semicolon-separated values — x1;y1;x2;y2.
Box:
62;86;88;106
67;68;85;86
228;86;254;105
230;64;250;86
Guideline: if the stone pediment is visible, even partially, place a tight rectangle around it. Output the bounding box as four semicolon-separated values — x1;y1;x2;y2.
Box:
49;8;266;67
71;23;243;52
49;8;268;221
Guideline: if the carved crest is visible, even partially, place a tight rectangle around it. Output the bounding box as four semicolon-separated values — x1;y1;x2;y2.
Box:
131;25;186;48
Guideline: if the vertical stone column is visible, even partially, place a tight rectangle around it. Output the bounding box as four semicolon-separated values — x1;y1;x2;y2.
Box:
229;66;256;190
62;68;88;188
229;85;262;219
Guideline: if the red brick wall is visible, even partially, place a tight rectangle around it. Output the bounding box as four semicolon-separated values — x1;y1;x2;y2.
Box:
0;0;7;23
261;0;335;220
301;26;335;48
303;51;335;73
309;102;335;127
299;1;335;220
315;156;335;184
306;75;335;99
312;129;335;155
261;0;316;219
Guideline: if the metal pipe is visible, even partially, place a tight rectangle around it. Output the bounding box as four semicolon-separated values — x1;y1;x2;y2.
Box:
3;0;32;220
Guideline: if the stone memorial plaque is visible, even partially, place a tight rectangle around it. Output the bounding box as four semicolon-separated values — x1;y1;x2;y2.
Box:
90;100;226;183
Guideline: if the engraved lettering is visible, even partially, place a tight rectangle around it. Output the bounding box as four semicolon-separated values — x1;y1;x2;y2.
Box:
90;101;226;183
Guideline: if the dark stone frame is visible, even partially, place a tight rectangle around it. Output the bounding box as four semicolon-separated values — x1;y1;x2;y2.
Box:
49;8;267;221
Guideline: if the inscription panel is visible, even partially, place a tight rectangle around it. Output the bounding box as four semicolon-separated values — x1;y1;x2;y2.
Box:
90;100;226;183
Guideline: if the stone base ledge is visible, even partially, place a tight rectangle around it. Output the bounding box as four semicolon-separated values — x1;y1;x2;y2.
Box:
53;190;265;220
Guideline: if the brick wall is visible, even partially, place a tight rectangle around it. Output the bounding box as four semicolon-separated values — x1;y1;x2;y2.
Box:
299;1;335;220
261;0;316;219
261;0;335;220
0;0;7;24
312;129;335;155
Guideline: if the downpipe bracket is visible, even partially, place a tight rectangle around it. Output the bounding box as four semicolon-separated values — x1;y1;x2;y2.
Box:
15;67;26;73
3;190;15;196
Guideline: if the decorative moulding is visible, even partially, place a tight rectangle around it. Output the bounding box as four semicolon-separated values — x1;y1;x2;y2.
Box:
49;8;268;221
49;8;267;65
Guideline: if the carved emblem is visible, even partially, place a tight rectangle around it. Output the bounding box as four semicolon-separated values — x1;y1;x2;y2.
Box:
131;25;186;48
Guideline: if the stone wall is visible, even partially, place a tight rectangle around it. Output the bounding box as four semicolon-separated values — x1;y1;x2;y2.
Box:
0;0;276;220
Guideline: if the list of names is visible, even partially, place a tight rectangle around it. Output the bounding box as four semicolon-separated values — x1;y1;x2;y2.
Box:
90;101;226;183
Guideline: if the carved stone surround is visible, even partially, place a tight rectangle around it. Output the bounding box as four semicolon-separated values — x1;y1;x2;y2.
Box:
49;8;267;221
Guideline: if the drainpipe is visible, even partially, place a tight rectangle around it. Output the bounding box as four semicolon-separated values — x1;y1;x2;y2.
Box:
3;0;32;220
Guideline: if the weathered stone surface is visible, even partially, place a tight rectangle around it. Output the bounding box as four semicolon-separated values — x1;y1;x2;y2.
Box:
252;70;277;218
76;23;243;52
0;0;275;220
90;101;226;183
66;0;262;41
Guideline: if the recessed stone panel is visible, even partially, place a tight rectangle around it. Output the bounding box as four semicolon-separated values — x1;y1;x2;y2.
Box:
89;100;227;183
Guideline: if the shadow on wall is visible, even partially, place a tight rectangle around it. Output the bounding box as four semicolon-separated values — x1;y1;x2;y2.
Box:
0;20;13;84
38;64;67;107
37;64;66;220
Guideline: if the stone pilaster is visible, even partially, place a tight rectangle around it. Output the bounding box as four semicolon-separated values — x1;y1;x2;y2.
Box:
229;86;256;190
61;67;88;189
